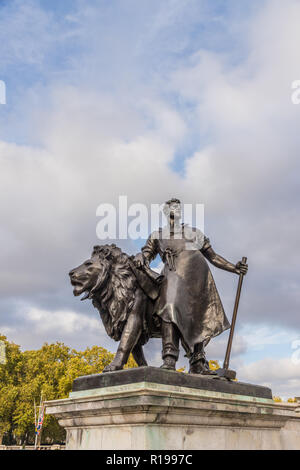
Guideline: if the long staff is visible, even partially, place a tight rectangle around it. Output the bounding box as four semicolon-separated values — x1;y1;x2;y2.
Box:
218;256;247;379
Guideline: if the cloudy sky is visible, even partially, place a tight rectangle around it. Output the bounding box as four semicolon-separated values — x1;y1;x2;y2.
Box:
0;0;300;398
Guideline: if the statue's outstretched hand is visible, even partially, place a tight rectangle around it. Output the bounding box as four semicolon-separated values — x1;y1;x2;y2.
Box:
235;260;248;275
133;252;145;269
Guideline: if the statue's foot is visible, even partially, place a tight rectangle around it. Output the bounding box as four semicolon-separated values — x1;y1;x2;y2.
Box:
102;362;124;373
189;359;217;375
160;355;176;371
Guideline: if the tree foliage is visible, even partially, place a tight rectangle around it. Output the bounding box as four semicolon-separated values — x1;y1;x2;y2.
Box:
0;334;137;445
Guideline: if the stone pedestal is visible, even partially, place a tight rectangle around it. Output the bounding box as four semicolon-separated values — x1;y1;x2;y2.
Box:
45;367;300;450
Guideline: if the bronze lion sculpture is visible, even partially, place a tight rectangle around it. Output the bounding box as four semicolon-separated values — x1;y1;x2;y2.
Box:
69;244;161;372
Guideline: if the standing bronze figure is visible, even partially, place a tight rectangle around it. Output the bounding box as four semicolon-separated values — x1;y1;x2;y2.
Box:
134;198;248;374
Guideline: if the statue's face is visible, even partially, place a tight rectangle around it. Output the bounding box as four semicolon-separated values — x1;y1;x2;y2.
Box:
164;201;181;221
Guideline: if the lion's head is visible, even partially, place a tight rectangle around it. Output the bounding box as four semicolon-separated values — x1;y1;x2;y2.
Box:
69;244;137;340
69;245;112;301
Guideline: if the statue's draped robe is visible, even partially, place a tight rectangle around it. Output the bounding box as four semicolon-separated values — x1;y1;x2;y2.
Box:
141;224;230;353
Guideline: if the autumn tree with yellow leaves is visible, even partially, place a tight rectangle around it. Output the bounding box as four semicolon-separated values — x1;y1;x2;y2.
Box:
0;334;137;445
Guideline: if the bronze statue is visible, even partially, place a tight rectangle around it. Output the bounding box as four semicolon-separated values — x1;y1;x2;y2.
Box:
69;198;248;374
134;198;248;374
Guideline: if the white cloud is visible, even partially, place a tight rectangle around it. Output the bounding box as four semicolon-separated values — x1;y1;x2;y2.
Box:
26;307;99;335
0;304;108;352
239;324;298;350
238;356;300;399
0;84;184;298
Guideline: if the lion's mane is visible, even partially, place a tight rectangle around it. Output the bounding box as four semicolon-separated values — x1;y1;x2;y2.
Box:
90;244;137;341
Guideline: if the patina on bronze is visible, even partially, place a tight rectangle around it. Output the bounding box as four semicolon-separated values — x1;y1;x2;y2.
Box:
69;198;248;376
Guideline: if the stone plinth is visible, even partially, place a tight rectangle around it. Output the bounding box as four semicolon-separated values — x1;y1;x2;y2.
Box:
45;367;300;450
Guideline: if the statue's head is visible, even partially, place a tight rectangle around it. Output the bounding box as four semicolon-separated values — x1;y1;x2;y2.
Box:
163;198;181;222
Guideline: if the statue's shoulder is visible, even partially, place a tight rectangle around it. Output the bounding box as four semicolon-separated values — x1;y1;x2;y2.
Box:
182;224;210;249
187;224;207;237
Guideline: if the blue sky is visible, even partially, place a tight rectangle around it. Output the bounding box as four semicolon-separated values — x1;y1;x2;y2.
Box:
0;0;257;147
0;0;300;398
